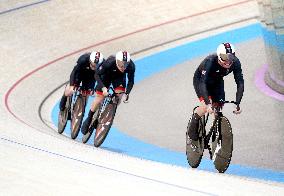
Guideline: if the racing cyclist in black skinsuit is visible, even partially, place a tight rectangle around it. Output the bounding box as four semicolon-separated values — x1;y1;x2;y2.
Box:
187;43;244;143
59;51;104;111
80;51;135;135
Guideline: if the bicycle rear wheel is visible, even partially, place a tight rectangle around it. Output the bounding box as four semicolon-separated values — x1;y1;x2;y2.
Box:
58;97;71;134
94;103;116;147
71;96;86;139
186;117;205;168
211;116;233;173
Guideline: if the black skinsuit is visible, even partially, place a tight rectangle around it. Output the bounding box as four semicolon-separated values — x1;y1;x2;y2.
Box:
193;54;244;105
59;53;103;111
94;55;135;94
80;55;135;135
70;53;100;90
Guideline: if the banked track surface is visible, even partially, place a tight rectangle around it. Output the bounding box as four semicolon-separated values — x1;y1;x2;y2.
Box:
1;0;284;195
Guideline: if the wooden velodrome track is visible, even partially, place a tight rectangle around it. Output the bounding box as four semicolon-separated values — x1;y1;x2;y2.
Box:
1;0;284;195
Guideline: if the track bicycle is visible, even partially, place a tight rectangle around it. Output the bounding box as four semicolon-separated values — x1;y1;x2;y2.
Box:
82;87;127;147
58;86;92;139
186;100;236;173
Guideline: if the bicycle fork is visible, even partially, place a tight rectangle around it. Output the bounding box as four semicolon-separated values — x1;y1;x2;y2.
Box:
205;116;219;159
209;117;223;160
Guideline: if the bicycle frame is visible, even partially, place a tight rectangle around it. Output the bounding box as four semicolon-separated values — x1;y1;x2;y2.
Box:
203;101;236;158
186;100;236;172
93;87;126;147
71;87;93;111
97;87;120;118
73;86;92;101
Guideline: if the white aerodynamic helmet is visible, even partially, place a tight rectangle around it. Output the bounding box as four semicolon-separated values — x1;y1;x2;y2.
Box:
116;51;130;63
90;51;104;65
216;43;235;64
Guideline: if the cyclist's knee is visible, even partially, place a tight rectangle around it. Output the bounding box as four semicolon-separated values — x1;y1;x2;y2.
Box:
95;93;105;101
90;95;104;112
64;85;74;96
196;105;207;116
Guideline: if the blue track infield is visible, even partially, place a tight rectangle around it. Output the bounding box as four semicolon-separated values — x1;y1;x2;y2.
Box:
51;23;284;183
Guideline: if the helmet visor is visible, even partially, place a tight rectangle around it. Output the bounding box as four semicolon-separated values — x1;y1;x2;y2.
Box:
219;53;234;64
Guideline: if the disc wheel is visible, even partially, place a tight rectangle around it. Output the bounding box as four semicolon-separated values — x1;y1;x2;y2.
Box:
211;116;233;173
94;103;116;147
186;117;205;168
71;96;86;139
58;97;71;134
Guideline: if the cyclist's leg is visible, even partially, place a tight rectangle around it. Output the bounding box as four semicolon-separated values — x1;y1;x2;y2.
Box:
188;79;209;140
193;77;212;116
81;94;104;134
81;79;110;134
59;83;78;111
211;80;225;108
76;78;95;128
81;94;104;135
81;77;96;102
60;72;81;111
112;76;126;104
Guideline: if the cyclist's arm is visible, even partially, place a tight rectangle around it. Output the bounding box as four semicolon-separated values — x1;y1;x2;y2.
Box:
198;60;212;105
94;70;105;90
126;60;135;94
70;54;89;86
233;59;244;105
70;64;82;86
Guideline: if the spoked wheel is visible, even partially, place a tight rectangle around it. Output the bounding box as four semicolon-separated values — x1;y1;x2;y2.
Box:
94;103;116;147
58;97;71;134
71;96;86;139
186;117;205;168
82;111;99;144
211;116;233;173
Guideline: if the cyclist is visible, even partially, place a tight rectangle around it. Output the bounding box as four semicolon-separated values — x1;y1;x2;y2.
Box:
187;43;244;142
81;51;136;135
59;51;104;112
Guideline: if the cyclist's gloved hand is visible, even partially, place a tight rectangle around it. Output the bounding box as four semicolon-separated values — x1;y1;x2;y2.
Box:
206;104;214;114
123;93;129;103
102;87;109;97
233;104;242;114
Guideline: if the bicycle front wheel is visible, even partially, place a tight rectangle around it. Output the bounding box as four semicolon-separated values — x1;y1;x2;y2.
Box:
211;116;233;173
71;96;86;139
186;117;205;168
94;103;117;147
